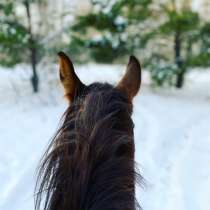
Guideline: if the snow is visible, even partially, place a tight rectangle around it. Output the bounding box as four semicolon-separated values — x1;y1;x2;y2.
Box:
0;64;210;210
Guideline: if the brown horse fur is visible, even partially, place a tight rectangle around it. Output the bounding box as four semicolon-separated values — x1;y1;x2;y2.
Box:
35;52;142;210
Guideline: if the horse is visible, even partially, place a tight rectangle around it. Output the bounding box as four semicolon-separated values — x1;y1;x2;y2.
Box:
35;52;142;210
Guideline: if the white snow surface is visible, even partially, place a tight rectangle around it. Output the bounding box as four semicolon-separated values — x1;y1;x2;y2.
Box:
0;64;210;210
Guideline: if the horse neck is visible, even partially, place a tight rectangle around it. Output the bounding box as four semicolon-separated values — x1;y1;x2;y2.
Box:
35;90;138;210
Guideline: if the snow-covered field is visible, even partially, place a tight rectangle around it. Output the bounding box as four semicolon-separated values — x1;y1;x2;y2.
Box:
0;64;209;210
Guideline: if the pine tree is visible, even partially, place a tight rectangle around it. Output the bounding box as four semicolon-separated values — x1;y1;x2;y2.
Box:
0;1;28;66
194;22;210;66
0;0;48;92
70;0;153;63
150;0;200;88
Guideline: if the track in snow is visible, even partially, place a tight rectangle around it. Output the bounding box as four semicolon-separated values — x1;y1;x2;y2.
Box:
135;89;210;210
0;65;209;210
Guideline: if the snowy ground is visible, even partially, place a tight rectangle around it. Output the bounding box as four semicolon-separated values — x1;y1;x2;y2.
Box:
0;64;209;210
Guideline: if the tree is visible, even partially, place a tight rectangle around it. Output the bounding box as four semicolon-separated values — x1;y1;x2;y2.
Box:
0;0;47;92
194;22;210;66
69;0;153;63
150;0;200;88
23;0;40;92
0;1;28;66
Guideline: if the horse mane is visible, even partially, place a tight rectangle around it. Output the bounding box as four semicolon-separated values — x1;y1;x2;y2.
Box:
35;83;141;210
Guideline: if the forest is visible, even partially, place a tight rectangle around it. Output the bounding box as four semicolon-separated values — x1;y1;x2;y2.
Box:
1;0;209;91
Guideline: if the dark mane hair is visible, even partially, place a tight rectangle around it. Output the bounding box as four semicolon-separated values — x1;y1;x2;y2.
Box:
35;54;142;210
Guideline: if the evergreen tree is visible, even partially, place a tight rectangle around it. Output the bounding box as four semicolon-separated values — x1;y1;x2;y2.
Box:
150;0;200;88
0;0;47;92
70;0;153;63
0;1;28;66
193;22;210;66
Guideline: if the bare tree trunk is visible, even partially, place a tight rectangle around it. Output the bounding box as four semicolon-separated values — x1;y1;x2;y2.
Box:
24;0;39;93
174;32;184;88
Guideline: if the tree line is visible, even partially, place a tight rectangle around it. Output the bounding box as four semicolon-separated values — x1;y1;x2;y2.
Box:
0;0;210;92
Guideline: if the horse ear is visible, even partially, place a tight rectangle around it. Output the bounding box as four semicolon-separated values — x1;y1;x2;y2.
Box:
116;55;141;101
58;52;85;102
